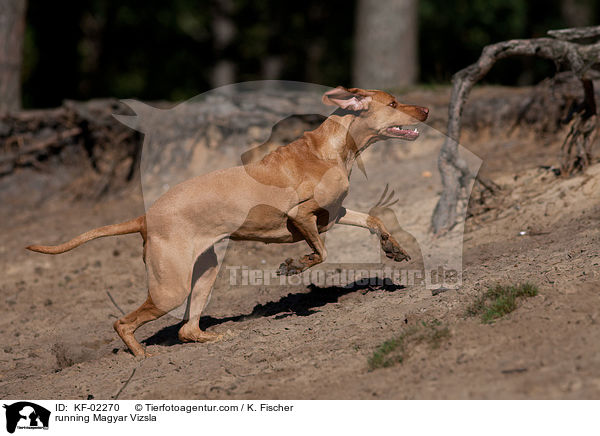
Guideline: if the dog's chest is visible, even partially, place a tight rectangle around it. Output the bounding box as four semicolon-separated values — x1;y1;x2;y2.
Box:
312;166;349;209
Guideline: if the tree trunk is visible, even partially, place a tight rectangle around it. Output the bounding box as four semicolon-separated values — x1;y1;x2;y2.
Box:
210;0;236;88
0;0;26;113
353;0;418;89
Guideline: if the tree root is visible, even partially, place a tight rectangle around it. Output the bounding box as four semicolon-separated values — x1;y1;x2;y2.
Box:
431;25;600;234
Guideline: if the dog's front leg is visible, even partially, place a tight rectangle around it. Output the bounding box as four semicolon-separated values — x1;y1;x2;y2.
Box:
337;208;410;262
277;213;327;276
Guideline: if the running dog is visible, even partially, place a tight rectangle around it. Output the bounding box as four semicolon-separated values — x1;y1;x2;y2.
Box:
27;86;429;357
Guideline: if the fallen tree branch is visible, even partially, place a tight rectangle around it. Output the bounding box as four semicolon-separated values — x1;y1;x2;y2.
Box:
0;100;141;193
0;127;82;166
431;26;600;234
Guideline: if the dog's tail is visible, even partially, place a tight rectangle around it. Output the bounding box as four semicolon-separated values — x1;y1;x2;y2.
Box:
26;215;146;255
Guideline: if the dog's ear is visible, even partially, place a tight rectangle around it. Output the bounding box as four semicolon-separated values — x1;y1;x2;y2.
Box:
322;86;373;111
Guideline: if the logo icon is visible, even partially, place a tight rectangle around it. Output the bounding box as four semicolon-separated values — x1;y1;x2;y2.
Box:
3;402;50;433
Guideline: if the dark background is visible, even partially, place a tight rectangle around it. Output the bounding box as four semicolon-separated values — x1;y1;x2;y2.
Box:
21;0;598;108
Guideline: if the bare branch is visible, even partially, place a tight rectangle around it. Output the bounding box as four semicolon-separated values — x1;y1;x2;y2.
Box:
547;25;600;42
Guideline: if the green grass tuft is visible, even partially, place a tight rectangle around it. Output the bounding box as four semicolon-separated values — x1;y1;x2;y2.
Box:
368;335;408;370
368;320;451;371
466;282;538;324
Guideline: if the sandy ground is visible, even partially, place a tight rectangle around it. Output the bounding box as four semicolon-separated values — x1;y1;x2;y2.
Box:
1;90;599;400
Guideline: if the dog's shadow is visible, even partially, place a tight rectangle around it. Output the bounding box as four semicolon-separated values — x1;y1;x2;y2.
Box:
142;278;405;348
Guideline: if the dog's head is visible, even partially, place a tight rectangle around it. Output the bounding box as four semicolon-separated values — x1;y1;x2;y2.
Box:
322;86;428;141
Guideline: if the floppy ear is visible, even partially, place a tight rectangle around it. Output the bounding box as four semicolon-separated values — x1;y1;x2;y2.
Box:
322;86;372;111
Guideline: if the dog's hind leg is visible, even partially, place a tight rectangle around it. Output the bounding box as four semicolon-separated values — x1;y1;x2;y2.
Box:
178;246;222;343
114;237;198;357
113;296;166;357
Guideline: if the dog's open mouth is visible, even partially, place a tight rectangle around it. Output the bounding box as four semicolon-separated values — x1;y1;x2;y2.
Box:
384;126;419;140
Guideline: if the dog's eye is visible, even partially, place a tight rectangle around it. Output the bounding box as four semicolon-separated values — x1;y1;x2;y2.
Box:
388;101;397;108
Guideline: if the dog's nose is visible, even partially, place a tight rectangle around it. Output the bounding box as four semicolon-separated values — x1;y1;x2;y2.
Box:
418;106;429;120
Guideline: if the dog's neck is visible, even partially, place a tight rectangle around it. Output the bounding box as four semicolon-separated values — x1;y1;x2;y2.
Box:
304;112;379;174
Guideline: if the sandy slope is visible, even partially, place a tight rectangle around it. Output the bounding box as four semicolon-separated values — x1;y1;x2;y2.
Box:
1;94;599;399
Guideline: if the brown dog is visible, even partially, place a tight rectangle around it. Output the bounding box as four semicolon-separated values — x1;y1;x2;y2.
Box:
27;86;429;357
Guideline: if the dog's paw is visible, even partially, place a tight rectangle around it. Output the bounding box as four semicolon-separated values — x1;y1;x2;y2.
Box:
133;347;157;359
380;234;411;262
179;328;223;343
277;258;305;276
